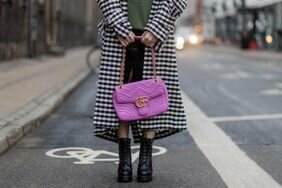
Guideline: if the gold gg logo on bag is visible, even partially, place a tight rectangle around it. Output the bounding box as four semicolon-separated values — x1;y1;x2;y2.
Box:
135;96;149;108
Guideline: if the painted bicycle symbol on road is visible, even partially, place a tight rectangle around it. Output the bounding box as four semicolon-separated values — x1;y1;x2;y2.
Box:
45;146;167;165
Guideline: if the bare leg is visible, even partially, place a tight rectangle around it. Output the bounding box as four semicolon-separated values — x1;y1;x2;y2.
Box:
117;68;134;139
143;129;156;139
117;121;130;138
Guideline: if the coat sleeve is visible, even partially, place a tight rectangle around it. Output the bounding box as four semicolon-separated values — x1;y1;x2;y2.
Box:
96;0;132;38
144;0;188;52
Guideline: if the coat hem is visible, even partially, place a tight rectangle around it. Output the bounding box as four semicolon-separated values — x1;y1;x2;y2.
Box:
93;126;188;144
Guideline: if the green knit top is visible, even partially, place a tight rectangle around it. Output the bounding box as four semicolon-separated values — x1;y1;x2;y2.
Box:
127;0;153;30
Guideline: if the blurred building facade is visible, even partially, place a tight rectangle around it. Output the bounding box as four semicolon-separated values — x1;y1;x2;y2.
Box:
176;0;204;39
0;0;102;61
203;0;282;51
177;0;197;26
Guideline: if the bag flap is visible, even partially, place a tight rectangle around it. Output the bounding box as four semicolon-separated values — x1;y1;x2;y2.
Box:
114;79;166;104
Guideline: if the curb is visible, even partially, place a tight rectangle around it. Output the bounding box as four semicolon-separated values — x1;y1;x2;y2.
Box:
0;50;99;155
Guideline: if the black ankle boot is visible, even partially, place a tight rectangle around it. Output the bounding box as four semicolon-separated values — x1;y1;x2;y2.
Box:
137;137;154;182
117;137;132;182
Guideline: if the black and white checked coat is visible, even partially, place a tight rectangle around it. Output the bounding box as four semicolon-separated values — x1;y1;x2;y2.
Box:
93;0;188;144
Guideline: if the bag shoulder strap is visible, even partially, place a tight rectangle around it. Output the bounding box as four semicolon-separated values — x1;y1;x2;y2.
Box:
119;37;157;89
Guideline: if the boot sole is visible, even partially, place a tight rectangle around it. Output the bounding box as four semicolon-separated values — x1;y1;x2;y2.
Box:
137;175;153;182
117;176;133;182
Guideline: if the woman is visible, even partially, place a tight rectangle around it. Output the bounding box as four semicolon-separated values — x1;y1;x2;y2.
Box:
93;0;188;183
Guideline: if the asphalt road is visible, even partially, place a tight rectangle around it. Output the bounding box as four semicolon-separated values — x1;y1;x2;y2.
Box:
0;47;281;188
178;47;282;187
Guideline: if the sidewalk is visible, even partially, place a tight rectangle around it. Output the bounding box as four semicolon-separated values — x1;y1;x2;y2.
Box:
202;45;282;64
0;47;100;154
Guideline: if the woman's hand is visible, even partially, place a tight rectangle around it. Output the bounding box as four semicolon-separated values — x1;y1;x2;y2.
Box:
117;32;135;47
141;31;159;47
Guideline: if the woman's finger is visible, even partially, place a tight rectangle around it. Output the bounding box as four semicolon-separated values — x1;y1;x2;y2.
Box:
118;37;124;46
147;35;154;46
123;40;129;47
126;32;135;43
120;38;128;47
144;32;157;47
124;36;131;44
128;32;135;43
117;35;129;47
141;32;148;43
149;34;158;46
143;31;159;47
142;34;151;46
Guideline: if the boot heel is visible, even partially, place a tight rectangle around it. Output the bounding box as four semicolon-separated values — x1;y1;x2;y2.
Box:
137;174;153;182
117;138;132;183
137;137;154;182
118;175;133;182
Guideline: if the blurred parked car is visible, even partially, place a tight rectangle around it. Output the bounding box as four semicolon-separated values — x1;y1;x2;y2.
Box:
174;26;203;50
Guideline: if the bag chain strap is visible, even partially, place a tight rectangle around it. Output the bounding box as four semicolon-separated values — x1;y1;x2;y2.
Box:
119;36;157;89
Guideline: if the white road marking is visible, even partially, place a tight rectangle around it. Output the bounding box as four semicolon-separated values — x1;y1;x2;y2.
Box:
260;74;277;80
199;63;224;70
237;71;253;78
221;73;238;79
261;82;282;96
221;72;279;80
276;83;282;88
45;146;167;165
181;90;282;188
210;113;282;123
261;89;282;95
221;71;253;80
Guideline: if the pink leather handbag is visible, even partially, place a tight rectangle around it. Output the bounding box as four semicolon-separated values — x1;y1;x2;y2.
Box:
112;36;169;121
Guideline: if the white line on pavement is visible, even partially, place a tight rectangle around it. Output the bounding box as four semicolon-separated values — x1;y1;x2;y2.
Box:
261;89;282;95
181;90;282;188
210;113;282;123
276;83;282;88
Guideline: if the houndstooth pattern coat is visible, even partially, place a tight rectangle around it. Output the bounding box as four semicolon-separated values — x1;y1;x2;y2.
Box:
93;0;188;144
